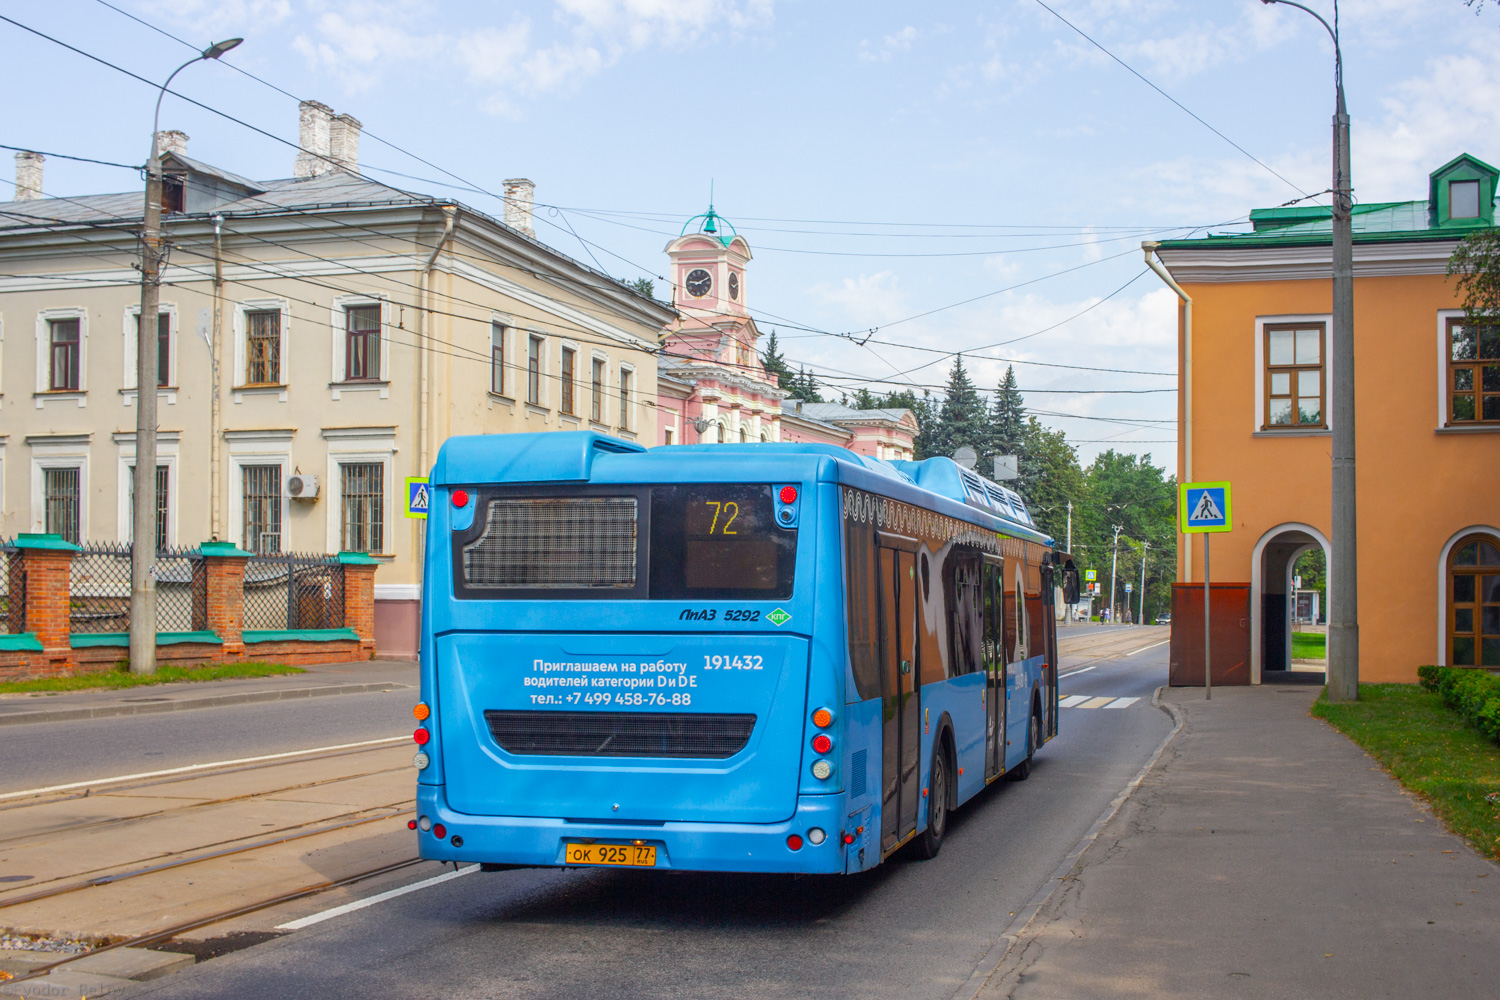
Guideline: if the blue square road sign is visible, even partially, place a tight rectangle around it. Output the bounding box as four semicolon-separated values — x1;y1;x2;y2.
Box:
1180;481;1231;533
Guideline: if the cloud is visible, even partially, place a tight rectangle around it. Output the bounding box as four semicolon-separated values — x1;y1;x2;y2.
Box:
810;270;909;328
858;25;919;64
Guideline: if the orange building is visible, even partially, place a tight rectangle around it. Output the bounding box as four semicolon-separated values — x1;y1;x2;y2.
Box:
1150;153;1500;684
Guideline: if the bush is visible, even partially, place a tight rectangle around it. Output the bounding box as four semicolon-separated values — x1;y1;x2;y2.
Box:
1418;665;1500;746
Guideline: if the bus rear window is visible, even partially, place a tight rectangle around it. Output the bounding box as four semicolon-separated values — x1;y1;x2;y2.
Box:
649;484;796;600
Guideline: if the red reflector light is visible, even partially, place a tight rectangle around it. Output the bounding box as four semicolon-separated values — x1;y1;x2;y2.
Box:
786;834;803;851
779;486;798;504
452;489;469;508
408;820;417;830
843;833;854;845
413;727;430;745
812;734;833;754
433;823;447;840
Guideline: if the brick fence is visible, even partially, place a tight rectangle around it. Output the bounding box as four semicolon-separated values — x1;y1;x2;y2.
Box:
0;535;378;680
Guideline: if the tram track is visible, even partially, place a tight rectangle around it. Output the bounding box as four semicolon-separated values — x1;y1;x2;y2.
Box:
0;800;414;909
0;856;428;991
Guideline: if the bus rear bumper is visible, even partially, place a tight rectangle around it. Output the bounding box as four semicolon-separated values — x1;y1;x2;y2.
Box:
414;785;848;875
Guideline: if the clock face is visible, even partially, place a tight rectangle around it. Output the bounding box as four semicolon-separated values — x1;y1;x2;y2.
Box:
728;272;740;300
685;268;713;297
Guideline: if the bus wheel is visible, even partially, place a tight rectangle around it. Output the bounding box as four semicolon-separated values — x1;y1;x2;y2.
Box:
910;743;950;859
1010;713;1039;782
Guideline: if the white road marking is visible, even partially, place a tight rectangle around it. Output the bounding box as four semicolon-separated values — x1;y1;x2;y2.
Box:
276;864;479;930
0;736;409;802
1059;665;1097;677
1103;697;1140;709
1059;695;1091;708
1126;639;1170;656
1078;697;1115;710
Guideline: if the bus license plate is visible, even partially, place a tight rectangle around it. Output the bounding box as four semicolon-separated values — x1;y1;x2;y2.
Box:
564;842;657;867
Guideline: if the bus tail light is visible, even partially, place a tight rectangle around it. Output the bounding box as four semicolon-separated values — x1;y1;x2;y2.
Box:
811;734;832;754
811;707;833;728
452;489;470;508
786;834;803;851
811;759;833;780
413;727;430;745
418;816;432;832
413;702;430;721
433;823;447;840
779;486;798;504
807;828;826;845
408;820;418;830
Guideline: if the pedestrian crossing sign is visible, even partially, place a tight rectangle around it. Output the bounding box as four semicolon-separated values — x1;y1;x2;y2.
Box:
1180;481;1231;533
405;477;431;519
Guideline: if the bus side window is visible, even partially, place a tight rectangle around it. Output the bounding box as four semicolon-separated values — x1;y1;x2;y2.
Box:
1026;562;1046;660
844;519;881;702
983;563;1003;669
1003;566;1017;663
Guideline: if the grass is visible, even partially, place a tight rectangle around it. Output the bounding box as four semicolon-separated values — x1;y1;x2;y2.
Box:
0;661;304;695
1291;631;1327;659
1313;683;1500;860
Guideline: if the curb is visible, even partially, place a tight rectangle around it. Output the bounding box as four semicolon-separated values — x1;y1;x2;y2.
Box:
950;685;1187;1000
0;681;413;727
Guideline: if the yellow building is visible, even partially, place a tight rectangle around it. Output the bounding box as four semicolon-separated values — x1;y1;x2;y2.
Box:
0;104;673;656
1150;153;1500;683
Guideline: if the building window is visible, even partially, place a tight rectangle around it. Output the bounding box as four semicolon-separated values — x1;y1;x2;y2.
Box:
1447;319;1500;424
591;358;605;423
246;310;281;385
340;462;384;553
135;311;171;387
560;347;576;415
490;322;506;395
128;465;170;551
243;465;282;554
527;335;543;405
44;467;81;543
1264;323;1324;428
1449;535;1500;667
49;318;80;391
345;305;381;380
619;367;633;428
1451;179;1481;220
664;428;674;445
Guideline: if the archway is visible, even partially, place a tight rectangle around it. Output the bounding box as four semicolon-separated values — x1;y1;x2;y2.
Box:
1250;522;1331;683
1437;527;1500;666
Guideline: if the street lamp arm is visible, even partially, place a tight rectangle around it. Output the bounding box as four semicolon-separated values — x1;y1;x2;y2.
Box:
149;40;244;166
1260;0;1335;46
1261;0;1343;92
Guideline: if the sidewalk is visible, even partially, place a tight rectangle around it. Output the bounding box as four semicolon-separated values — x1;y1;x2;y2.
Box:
980;686;1500;1000
0;659;416;726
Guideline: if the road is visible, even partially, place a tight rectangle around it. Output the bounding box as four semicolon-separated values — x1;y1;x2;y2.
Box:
111;631;1172;1000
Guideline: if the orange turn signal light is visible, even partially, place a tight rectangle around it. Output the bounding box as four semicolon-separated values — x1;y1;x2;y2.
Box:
812;708;833;728
413;703;431;721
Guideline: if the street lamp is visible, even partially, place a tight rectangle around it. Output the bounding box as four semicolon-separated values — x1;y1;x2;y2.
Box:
1109;524;1124;625
130;37;243;676
1260;0;1357;702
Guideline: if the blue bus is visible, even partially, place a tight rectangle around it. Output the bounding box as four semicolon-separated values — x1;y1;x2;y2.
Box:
413;433;1073;873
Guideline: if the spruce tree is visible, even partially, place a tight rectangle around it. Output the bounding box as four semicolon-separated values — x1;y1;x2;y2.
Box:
760;328;793;388
991;365;1027;458
931;355;988;461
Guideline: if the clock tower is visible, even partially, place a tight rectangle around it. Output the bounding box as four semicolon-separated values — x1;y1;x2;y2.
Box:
665;205;751;321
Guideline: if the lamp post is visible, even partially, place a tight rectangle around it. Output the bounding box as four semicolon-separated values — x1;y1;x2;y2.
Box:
1139;540;1149;626
1109;524;1123;625
130;38;243;676
1261;0;1356;701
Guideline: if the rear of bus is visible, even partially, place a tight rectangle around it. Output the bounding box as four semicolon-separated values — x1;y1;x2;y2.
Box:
413;433;849;874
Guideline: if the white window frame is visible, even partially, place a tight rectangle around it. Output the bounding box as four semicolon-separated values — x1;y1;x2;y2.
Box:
1252;313;1333;435
122;302;179;400
330;295;390;399
35;307;88;405
323;428;397;557
233;297;291;399
589;350;610;427
115;431;179;548
227;433;294;556
29;439;90;540
618;362;636;432
526;331;548;408
558;339;581;420
489;316;512;398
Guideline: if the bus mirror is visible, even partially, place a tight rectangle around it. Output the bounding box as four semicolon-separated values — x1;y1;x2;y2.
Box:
1062;568;1081;604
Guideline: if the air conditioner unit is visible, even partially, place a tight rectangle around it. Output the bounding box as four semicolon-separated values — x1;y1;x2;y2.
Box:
286;474;320;501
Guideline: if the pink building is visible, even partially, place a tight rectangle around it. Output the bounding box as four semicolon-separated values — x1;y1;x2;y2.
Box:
656;209;917;458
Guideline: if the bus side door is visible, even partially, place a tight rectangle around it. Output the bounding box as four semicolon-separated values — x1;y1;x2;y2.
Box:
877;531;921;855
982;554;1005;781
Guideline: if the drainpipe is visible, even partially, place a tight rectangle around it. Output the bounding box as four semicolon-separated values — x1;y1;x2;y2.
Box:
211;214;225;541
1143;241;1192;582
419;205;457;482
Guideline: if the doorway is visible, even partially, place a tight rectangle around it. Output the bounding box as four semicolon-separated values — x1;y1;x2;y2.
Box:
877;536;921;855
1254;525;1329;683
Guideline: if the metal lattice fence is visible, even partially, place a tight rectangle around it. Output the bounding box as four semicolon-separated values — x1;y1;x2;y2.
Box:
243;552;345;631
69;542;204;634
0;539;15;635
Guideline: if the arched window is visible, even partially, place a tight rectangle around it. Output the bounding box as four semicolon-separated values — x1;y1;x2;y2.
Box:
716;420;728;443
739;426;747;442
1449;535;1500;666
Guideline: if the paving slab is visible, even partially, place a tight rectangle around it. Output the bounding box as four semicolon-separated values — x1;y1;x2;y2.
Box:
66;947;192;982
978;686;1500;1000
0;660;415;727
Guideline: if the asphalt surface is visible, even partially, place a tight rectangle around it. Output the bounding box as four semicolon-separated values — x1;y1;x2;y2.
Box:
0;688;415;795
118;645;1173;1000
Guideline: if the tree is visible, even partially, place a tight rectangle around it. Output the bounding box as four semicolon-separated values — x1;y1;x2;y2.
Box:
1448;228;1500;328
1017;417;1085;547
929;355;988;461
785;365;824;403
760;328;794;389
989;365;1027;462
628;277;655;299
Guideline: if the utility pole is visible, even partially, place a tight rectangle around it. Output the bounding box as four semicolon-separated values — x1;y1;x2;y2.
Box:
1109;524;1123;625
129;39;242;676
1263;0;1356;700
1139;541;1149;626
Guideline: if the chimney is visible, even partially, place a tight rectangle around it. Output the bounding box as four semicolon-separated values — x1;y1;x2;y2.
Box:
329;113;361;173
13;151;43;201
154;130;189;158
504;178;535;237
294;100;334;179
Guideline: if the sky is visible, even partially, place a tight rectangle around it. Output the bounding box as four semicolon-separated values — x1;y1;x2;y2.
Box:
4;0;1498;468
